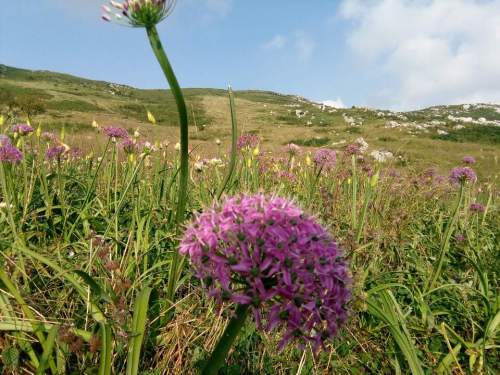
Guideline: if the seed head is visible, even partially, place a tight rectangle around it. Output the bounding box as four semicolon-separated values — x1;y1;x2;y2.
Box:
102;0;177;28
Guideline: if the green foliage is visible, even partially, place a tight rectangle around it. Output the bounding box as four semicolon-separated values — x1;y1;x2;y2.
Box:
288;136;331;147
433;125;500;144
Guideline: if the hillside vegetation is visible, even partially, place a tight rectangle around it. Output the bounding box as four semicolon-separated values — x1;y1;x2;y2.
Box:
1;64;499;179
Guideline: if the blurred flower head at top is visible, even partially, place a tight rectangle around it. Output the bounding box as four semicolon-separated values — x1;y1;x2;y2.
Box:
102;0;177;28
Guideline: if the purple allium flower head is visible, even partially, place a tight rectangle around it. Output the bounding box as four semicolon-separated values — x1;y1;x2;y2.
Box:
46;145;66;161
314;149;336;170
121;138;137;154
462;156;476;165
449;167;477;185
0;141;23;163
41;132;57;142
180;194;351;351
103;126;129;140
469;203;485;213
0;135;11;146
285;143;301;156
102;0;177;28
344;143;361;156
11;123;34;136
237;133;261;150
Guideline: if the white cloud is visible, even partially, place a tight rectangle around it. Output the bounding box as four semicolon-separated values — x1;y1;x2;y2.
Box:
322;98;346;109
295;31;316;61
340;0;500;109
262;35;287;50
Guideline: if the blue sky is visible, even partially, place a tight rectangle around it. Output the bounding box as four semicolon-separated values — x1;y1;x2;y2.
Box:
1;1;500;110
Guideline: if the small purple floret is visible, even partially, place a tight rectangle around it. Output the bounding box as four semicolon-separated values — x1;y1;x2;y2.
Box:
0;138;23;163
103;126;129;139
180;194;351;351
46;146;66;161
314;149;336;170
11;123;34;136
237;134;261;150
449;167;477;184
469;203;485;213
462;156;475;165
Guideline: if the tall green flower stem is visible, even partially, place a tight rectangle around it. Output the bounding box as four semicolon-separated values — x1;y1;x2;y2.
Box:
356;171;379;243
351;155;358;229
146;25;189;307
201;304;249;375
217;87;239;200
426;183;465;292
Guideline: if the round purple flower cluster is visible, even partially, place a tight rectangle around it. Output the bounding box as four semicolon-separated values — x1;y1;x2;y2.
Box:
11;123;34;136
121;138;137;154
103;126;129;140
462;156;475;165
344;143;361;156
469;203;485;213
285;143;301;156
237;134;261;150
46;145;66;161
313;149;336;170
449;166;477;184
180;194;351;350
41;132;57;142
0;136;23;163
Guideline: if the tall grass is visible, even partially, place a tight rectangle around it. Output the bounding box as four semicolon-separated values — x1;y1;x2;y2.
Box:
0;122;498;374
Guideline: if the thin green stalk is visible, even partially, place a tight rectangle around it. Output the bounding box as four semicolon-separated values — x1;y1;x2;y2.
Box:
201;304;249;375
217;87;238;200
426;183;465;292
351;155;358;228
146;25;189;224
146;25;189;310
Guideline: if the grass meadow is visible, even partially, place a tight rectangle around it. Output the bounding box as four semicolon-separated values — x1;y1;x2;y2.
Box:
0;118;498;374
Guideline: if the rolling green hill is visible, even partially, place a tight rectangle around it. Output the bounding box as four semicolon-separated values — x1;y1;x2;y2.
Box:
1;64;499;179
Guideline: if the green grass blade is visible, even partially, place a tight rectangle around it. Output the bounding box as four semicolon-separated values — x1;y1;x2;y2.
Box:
126;287;153;375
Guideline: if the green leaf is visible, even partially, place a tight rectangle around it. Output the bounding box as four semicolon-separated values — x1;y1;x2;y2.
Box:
126;287;153;375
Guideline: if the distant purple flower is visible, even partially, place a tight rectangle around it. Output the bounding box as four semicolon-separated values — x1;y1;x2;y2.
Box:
469;203;485;213
121;138;137;154
180;194;351;351
455;233;466;243
0;135;11;146
0;141;23;163
449;167;477;184
11;123;33;136
237;133;260;150
103;126;129;140
313;149;336;170
41;132;57;142
344;143;361;156
276;171;296;182
462;156;475;165
46;145;66;161
285;143;301;156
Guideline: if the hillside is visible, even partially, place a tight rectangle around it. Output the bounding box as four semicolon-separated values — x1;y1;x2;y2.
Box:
1;64;499;178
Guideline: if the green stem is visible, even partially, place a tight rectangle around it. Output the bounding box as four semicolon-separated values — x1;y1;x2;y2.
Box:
146;25;189;224
201;304;249;375
426;183;465;292
351;155;357;228
217;87;238;200
146;25;189;309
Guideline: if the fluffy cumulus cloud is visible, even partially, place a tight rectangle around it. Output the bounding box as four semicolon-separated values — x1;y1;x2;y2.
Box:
340;0;500;109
